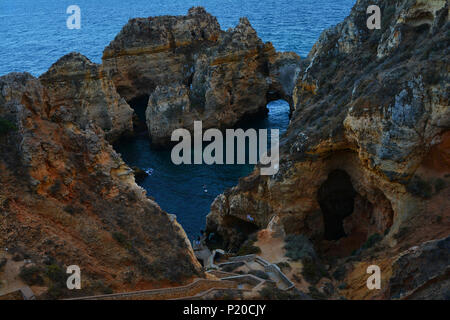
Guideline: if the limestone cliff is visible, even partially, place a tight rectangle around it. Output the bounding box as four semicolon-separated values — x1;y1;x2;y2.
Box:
102;7;300;146
206;0;449;299
39;53;134;142
0;73;202;298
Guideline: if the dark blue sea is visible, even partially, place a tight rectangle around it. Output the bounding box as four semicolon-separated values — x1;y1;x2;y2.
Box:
0;0;355;239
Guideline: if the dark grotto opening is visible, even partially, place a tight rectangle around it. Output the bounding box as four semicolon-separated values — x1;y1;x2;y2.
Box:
127;94;150;135
318;170;356;241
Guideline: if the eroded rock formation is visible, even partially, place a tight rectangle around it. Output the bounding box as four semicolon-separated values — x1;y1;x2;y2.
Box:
102;7;300;146
206;0;449;299
0;6;301;299
0;72;202;298
39;53;134;142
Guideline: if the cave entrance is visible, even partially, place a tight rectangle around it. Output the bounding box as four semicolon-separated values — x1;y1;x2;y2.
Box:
127;94;149;134
318;170;356;241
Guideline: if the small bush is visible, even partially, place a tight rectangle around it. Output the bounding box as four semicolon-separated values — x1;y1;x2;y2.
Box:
43;264;67;299
63;205;83;215
0;257;7;272
338;282;348;290
46;284;64;299
237;238;261;256
92;280;113;295
276;261;291;271
222;262;244;273
19;265;44;286
434;179;446;194
46;264;66;284
394;227;409;240
284;234;316;261
0;118;17;135
332;265;347;281
112;232;132;249
308;286;327;300
259;283;305;300
49;180;62;196
361;233;382;250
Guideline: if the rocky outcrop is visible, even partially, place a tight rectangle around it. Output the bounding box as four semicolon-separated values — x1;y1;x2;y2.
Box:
206;0;449;299
389;236;450;299
0;72;202;298
0;6;301;299
102;7;300;146
39;53;134;142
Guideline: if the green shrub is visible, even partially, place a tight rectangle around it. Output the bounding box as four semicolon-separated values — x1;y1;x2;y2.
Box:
63;205;83;215
49;180;62;196
237;238;261;256
301;258;328;285
0;257;7;272
361;233;382;250
0;118;16;135
92;280;113;295
19;265;44;286
406;176;433;199
338;282;348;290
394;227;409;240
284;234;316;261
332;265;347;281
258;283;304;300
46;264;66;284
46;284;64;299
112;232;132;249
43;264;68;299
248;270;269;280
434;179;446;194
308;286;327;300
276;261;291;271
222;262;244;273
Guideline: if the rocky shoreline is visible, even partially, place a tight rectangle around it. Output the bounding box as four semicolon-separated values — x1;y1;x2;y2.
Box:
0;1;449;299
205;0;449;299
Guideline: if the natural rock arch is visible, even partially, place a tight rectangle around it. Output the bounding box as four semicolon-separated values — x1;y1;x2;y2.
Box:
102;7;300;147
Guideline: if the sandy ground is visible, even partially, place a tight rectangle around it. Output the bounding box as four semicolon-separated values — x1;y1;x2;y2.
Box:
0;253;26;296
254;229;310;291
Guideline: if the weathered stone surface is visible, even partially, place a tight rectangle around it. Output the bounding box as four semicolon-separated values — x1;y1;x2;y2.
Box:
39;52;134;142
103;8;300;146
206;0;449;299
389;236;450;299
0;72;202;298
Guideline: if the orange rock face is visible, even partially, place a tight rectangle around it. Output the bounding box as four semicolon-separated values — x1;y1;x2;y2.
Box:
206;0;450;299
102;7;301;146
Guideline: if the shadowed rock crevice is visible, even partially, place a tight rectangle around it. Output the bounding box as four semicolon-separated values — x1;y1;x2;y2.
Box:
127;94;150;135
318;170;356;241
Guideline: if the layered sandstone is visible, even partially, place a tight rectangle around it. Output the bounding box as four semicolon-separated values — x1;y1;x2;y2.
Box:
39;53;134;142
206;0;449;299
0;72;202;298
102;7;300;146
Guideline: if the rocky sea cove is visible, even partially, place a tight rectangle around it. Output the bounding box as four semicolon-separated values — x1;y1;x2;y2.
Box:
1;0;448;300
1;0;354;239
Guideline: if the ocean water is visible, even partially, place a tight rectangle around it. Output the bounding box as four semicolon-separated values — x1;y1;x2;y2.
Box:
0;0;355;239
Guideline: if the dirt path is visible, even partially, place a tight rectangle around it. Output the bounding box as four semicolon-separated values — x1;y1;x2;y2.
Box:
255;229;287;263
0;253;26;296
